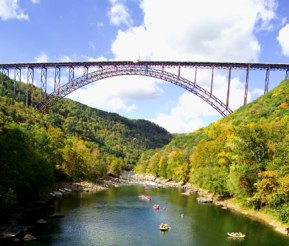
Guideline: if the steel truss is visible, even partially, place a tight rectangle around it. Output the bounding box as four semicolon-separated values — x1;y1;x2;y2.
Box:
14;67;21;99
26;67;34;107
1;61;289;116
39;65;233;116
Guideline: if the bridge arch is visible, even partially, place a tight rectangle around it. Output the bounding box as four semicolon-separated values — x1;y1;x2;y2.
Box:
39;65;233;116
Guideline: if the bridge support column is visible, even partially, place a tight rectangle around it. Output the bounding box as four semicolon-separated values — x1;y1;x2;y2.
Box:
244;65;250;105
264;67;270;94
83;66;89;79
1;67;9;77
26;67;34;107
226;67;231;109
14;67;21;100
210;66;214;96
1;68;9;91
194;67;197;86
54;66;61;94
41;67;47;103
69;66;75;82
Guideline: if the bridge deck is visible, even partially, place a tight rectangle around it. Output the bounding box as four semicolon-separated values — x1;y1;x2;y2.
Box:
1;61;289;70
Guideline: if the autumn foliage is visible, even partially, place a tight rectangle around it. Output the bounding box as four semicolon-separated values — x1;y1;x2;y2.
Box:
135;79;289;225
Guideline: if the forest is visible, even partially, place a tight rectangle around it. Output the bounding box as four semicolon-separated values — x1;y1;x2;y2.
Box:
0;73;172;206
135;78;289;225
1;72;289;226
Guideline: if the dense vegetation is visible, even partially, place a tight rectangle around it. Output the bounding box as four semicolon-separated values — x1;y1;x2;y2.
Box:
135;79;289;225
0;73;172;207
2;70;289;226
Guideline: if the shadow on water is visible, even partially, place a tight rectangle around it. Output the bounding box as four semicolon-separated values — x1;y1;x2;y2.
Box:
23;185;289;246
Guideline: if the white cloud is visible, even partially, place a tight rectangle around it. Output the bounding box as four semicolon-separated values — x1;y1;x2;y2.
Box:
252;88;264;98
82;55;107;62
150;92;213;133
67;75;164;114
108;0;277;132
281;17;287;26
60;55;74;62
97;22;104;28
0;0;29;21
111;0;279;62
108;1;132;26
34;52;49;63
31;0;40;4
277;24;289;56
253;0;277;31
89;41;96;50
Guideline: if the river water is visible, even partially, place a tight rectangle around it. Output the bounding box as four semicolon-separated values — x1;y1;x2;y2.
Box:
29;184;288;246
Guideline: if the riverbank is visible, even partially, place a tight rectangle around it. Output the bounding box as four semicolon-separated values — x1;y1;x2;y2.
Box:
129;173;289;237
38;179;289;245
215;198;288;236
1;174;288;243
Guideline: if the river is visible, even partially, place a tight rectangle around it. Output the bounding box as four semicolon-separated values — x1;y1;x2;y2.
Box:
27;184;288;246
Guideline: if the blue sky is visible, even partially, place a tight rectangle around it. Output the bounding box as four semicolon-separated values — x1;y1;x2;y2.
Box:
0;0;289;133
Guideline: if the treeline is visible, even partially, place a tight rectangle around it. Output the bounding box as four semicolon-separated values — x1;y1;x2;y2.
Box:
135;79;289;225
0;74;172;207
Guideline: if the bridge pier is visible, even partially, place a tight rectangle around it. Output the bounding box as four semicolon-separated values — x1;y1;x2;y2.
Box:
14;67;21;100
54;66;61;94
1;68;9;91
244;65;250;105
26;67;34;107
69;66;75;82
210;66;214;96
226;67;231;109
194;67;197;86
264;67;270;94
41;67;47;102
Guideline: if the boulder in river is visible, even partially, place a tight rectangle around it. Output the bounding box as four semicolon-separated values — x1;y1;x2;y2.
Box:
197;197;213;203
36;219;47;224
23;234;37;241
50;213;65;218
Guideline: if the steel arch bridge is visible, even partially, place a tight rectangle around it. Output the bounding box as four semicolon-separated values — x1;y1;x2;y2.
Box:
1;61;289;117
43;65;233;116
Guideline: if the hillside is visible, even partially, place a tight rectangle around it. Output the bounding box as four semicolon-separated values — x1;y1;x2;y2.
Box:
0;73;172;206
47;98;172;168
135;79;289;225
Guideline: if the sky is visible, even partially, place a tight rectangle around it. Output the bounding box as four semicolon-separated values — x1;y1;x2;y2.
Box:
0;0;289;133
